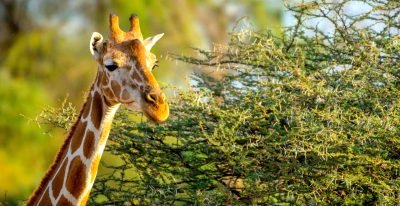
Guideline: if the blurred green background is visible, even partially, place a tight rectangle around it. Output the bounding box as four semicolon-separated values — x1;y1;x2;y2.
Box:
0;0;283;202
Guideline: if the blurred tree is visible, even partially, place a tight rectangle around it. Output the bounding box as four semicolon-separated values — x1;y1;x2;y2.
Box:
0;71;62;204
0;0;32;60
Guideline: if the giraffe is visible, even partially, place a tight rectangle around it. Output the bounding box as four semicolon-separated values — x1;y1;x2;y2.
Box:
26;14;169;206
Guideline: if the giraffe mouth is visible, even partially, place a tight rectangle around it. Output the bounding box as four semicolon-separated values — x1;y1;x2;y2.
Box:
124;100;168;122
124;101;141;112
142;101;169;123
122;100;135;104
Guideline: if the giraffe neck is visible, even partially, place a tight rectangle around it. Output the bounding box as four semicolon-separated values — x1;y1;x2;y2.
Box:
27;72;120;206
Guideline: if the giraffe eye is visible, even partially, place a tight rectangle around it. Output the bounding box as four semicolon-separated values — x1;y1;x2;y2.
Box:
105;64;118;71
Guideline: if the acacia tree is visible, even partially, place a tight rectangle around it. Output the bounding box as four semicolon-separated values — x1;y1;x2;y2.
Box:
40;0;400;205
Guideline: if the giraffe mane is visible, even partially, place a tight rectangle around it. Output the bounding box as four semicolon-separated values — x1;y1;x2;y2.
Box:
26;84;94;205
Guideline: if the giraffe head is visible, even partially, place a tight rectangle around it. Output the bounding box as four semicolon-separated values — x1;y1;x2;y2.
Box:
89;14;169;123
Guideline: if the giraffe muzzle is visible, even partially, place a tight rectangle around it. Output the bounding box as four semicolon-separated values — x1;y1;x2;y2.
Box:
142;90;169;123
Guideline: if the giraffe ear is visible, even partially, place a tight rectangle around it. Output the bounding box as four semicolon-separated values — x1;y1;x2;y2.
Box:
90;32;105;60
143;33;164;51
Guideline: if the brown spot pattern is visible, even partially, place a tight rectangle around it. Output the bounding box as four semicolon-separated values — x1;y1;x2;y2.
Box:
52;160;68;198
121;89;129;101
37;188;52;205
70;121;87;153
92;92;103;129
66;156;86;197
133;70;142;81
103;87;115;100
111;81;121;97
83;130;95;159
103;95;113;107
82;95;92;119
57;195;73;206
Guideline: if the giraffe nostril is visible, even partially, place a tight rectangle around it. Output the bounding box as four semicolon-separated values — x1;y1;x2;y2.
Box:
146;93;158;104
